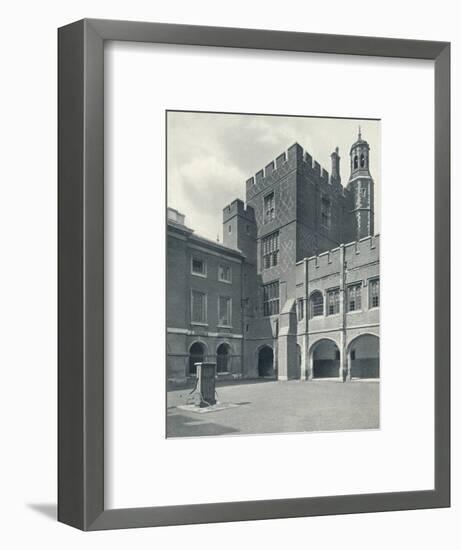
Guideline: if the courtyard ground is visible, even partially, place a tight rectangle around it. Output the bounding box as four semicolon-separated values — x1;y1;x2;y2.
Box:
167;379;379;438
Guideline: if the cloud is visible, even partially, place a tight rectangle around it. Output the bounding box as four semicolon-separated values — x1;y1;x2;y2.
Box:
168;154;245;239
167;112;380;240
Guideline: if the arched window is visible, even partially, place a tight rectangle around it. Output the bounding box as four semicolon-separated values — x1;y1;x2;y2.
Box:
353;155;358;169
309;291;324;318
189;342;206;375
360;153;365;167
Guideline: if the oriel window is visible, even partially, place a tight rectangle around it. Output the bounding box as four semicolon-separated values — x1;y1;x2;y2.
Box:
262;231;279;269
263;281;279;316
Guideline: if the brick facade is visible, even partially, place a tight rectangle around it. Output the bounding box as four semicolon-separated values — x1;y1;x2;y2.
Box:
167;212;244;383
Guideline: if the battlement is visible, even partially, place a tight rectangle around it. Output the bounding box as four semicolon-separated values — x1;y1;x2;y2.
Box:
306;235;380;278
222;198;256;223
344;234;379;270
246;142;346;201
307;247;342;278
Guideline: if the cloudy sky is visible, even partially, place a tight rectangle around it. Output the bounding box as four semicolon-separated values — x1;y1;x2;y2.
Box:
167;111;380;241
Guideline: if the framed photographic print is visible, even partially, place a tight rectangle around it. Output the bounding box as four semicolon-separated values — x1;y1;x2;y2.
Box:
58;19;450;530
165;111;381;437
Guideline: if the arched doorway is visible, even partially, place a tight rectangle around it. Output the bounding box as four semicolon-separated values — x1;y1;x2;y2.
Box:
189;342;205;376
216;343;231;374
258;346;274;378
311;339;340;378
348;334;379;378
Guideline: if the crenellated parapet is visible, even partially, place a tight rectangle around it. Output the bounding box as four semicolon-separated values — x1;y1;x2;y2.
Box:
245;142;350;202
222;198;255;224
306;235;380;280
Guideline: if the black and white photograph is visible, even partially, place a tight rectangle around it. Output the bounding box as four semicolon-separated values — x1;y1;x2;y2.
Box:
166;111;380;438
0;0;454;543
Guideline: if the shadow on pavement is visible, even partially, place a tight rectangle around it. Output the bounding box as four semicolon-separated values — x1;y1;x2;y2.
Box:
168;378;276;391
167;413;240;438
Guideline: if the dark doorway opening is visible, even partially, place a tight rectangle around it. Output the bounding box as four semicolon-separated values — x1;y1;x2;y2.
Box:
312;339;340;378
349;335;379;378
258;346;274;378
217;343;230;373
189;342;205;376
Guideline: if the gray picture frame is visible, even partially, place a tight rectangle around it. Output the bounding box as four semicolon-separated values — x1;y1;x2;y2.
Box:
58;18;450;531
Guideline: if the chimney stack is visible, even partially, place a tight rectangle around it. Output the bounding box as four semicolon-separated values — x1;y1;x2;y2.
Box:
330;147;341;183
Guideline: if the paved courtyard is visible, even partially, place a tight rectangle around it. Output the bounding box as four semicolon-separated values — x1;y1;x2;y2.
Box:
167;379;379;438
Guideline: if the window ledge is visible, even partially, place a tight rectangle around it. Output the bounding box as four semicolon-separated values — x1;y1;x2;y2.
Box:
191;272;207;278
218;279;232;284
217;325;233;329
191;322;208;327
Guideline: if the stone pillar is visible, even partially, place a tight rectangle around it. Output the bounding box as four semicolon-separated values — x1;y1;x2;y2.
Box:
304;258;312;381
299;332;308;380
277;299;297;380
339;244;349;381
307;338;314;380
298;258;308;381
340;331;347;382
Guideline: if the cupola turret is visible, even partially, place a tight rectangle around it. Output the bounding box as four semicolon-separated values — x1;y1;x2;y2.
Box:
347;127;375;240
350;126;371;177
